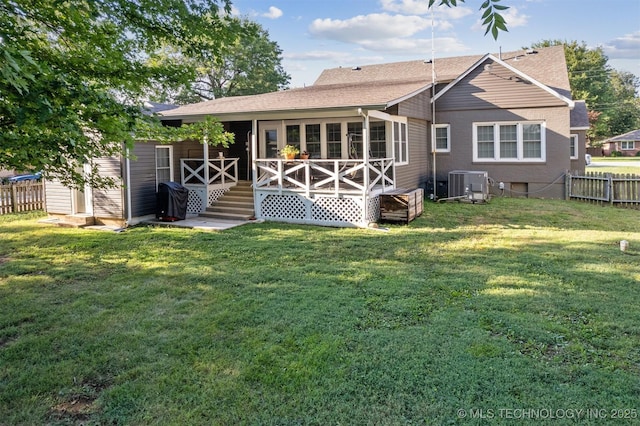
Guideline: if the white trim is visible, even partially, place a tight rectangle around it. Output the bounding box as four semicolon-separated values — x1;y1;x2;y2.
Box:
433;54;574;108
434;123;451;153
472;121;546;163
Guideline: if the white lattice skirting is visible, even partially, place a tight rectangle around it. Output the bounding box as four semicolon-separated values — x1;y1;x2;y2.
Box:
257;191;380;227
185;186;228;214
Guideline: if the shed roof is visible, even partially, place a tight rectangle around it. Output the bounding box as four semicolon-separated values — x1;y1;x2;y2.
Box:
161;45;571;120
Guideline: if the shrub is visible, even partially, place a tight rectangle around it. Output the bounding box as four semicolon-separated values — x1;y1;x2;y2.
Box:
610;151;623;157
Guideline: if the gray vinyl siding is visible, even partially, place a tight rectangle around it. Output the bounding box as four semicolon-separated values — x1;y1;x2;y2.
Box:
127;140;204;218
437;60;567;112
434;106;571;198
44;179;73;214
92;157;124;219
395;118;429;189
397;90;432;121
128;142;158;218
569;129;587;172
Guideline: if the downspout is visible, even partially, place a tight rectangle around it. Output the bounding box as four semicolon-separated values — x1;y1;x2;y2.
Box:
430;6;437;201
125;147;132;224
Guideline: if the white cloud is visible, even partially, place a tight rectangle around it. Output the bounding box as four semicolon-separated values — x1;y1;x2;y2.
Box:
309;13;431;43
263;6;283;19
307;11;472;57
603;31;640;59
379;0;473;19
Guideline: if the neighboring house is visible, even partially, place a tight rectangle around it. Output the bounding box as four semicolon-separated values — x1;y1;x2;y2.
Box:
602;129;640;156
44;45;587;228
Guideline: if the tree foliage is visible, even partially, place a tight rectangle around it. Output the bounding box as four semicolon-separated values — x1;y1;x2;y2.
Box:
0;0;237;188
429;0;509;39
151;18;290;103
530;40;640;142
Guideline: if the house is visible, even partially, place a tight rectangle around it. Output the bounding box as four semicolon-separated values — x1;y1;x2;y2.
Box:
44;45;587;228
602;129;640;156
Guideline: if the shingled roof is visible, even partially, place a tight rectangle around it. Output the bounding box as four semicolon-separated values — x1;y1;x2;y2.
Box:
161;45;571;120
605;129;640;142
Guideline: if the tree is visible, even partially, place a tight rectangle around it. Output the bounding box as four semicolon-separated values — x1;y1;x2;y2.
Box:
530;40;640;141
429;0;509;39
150;18;290;103
0;0;237;188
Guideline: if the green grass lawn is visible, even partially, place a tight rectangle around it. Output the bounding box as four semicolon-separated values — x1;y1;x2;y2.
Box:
1;199;639;425
588;156;640;175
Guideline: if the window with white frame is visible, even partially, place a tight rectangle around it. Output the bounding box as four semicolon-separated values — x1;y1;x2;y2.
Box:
570;134;578;159
326;123;342;159
621;141;635;150
434;124;450;153
155;145;173;189
286;125;301;152
473;122;545;162
393;119;408;164
305;124;321;158
369;121;386;158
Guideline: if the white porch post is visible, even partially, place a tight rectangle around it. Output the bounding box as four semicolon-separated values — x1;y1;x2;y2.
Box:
203;135;210;185
361;109;370;225
251;119;259;217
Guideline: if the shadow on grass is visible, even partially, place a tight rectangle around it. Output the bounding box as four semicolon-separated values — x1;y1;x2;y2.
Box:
1;202;639;424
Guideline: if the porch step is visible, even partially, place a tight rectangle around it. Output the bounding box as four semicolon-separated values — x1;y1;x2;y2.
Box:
200;181;255;221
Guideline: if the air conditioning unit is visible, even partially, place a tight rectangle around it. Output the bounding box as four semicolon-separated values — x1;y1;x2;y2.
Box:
448;170;489;202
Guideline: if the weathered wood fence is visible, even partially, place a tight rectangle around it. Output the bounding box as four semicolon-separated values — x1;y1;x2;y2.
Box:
566;171;640;209
0;181;45;214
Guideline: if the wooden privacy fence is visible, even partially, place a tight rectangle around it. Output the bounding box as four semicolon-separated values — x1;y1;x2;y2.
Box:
0;181;45;214
566;171;640;209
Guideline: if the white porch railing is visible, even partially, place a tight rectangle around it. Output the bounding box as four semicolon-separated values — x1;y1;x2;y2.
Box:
181;158;239;186
254;158;395;197
180;158;239;213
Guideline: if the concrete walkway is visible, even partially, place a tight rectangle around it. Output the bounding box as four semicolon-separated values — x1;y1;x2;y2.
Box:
144;215;259;231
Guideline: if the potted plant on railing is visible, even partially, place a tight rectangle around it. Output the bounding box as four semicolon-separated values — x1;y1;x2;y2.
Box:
300;150;310;160
281;144;300;160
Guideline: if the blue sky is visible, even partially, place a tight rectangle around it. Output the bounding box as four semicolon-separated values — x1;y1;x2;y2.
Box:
229;0;640;88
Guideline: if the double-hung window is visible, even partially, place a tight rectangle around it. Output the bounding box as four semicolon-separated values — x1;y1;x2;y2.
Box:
473;122;545;162
434;124;450;153
393;118;408;164
155;146;173;189
286;125;301;152
570;134;578;159
369;121;387;158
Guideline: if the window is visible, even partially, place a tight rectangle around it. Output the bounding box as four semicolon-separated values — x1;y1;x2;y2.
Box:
393;119;408;164
264;129;278;158
370;121;387;158
499;125;518;159
473;122;545;162
570;134;578;159
434;124;450;153
621;141;635;150
155;146;173;189
305;124;321;158
286;125;301;151
347;122;363;158
326;123;342;159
